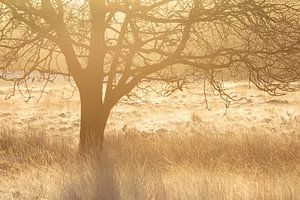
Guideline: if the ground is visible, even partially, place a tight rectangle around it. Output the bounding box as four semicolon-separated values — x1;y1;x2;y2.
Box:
0;80;299;199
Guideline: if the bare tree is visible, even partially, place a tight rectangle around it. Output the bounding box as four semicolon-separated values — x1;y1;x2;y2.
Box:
0;0;299;155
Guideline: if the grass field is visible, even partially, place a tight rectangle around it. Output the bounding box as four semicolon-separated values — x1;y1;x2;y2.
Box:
0;81;300;199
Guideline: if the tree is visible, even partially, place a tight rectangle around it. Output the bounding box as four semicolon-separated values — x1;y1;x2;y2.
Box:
0;0;299;155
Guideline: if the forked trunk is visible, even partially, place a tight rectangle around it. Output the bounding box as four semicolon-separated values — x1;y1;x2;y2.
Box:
78;86;109;157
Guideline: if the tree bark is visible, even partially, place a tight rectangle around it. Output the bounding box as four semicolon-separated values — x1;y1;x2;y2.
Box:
78;84;109;157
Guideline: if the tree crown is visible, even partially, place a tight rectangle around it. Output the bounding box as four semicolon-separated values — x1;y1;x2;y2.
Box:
0;0;299;106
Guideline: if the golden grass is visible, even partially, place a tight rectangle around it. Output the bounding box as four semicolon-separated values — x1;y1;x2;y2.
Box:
0;125;76;175
0;121;299;199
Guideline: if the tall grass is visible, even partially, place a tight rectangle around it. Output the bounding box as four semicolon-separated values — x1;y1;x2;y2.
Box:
0;125;76;174
0;122;300;199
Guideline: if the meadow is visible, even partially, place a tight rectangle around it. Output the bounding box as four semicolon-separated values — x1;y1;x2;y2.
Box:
0;81;299;199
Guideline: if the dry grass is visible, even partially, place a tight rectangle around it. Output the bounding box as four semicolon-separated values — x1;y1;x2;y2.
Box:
0;83;299;199
0;121;299;200
0;125;76;174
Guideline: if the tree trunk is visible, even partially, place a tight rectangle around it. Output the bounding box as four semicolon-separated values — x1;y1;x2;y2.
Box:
78;86;109;157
